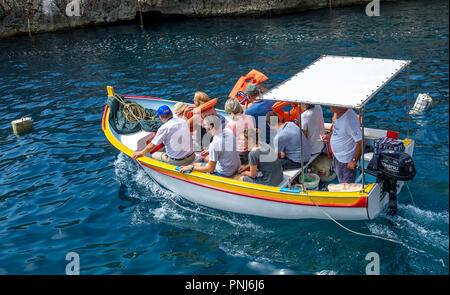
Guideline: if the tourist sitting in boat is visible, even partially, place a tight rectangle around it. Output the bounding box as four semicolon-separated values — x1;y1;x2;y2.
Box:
132;105;195;166
189;91;226;150
224;98;255;164
244;83;273;143
301;104;325;155
173;102;194;121
266;110;312;169
179;114;241;177
233;128;283;186
189;91;226;129
321;106;362;183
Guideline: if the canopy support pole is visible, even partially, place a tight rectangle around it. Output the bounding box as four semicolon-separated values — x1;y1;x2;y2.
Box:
298;103;305;191
361;107;366;192
406;65;410;139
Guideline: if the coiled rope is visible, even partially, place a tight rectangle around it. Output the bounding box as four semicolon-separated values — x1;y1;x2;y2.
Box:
111;93;154;123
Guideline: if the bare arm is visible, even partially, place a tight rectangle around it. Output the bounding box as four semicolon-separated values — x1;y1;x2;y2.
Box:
347;140;362;170
238;164;250;173
243;164;258;178
132;142;156;159
180;161;217;173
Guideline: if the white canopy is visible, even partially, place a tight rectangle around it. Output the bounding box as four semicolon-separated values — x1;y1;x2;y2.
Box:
260;55;411;108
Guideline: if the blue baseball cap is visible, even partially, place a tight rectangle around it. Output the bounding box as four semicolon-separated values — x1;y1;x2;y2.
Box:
157;105;172;116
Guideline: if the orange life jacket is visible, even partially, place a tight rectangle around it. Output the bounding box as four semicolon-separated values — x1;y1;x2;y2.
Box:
229;69;268;105
181;105;195;120
272;102;305;125
193;98;218;115
186;98;218;132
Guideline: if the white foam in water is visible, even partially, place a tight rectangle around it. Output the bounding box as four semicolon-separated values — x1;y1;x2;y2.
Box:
246;261;295;275
368;203;449;255
315;270;338;275
366;223;400;240
399;204;449;225
395;216;449;252
114;153;269;234
114;153;271;233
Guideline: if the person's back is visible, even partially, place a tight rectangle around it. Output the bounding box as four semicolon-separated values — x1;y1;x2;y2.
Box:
227;113;255;149
209;128;241;177
301;105;325;155
275;121;311;165
248;142;283;186
153;116;193;159
133;106;195;166
244;83;273;143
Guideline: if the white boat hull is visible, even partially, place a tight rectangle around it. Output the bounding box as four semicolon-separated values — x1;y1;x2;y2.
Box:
143;164;369;220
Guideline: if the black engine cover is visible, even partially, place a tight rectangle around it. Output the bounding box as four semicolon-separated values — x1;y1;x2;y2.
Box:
367;150;416;181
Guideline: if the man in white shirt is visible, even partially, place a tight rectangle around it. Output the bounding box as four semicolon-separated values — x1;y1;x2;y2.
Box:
301;104;325;155
132;105;195;166
180;114;241;177
321;107;362;183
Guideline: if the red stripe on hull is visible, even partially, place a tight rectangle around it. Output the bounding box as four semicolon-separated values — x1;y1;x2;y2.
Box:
102;105;109;130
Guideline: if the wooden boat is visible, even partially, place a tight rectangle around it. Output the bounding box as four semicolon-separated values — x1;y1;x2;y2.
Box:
102;55;416;220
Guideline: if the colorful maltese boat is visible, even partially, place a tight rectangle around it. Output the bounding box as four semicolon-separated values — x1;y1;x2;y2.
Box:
102;55;416;220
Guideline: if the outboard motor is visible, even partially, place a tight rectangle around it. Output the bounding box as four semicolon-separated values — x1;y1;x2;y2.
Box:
366;148;416;215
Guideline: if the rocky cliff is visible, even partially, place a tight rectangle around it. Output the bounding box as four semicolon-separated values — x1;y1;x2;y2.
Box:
0;0;389;38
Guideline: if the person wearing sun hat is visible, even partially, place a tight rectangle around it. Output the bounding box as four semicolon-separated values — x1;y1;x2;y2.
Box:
132;105;195;165
244;83;274;143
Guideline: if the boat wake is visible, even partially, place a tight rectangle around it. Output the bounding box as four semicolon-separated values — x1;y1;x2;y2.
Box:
365;203;449;273
113;153;272;233
368;204;449;253
113;153;448;274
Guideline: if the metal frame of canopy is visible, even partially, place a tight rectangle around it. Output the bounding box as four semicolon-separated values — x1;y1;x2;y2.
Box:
260;55;412;192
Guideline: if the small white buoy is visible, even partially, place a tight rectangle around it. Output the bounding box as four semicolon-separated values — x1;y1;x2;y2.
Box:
11;117;33;135
409;93;432;115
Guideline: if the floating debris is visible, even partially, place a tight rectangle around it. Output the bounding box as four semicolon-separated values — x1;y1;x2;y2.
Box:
11;117;32;136
410;93;433;115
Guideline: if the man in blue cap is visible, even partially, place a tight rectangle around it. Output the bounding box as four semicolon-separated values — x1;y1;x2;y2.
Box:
244;83;274;143
132;105;195;165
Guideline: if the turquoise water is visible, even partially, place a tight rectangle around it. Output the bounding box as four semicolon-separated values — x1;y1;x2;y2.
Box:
0;0;448;275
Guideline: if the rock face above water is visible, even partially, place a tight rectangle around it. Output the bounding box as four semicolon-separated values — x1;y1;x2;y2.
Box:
0;0;391;38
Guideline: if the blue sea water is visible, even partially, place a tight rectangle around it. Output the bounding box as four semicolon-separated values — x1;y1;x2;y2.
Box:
0;0;448;275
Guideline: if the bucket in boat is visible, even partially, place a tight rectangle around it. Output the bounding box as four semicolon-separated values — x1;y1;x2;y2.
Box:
299;173;320;190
